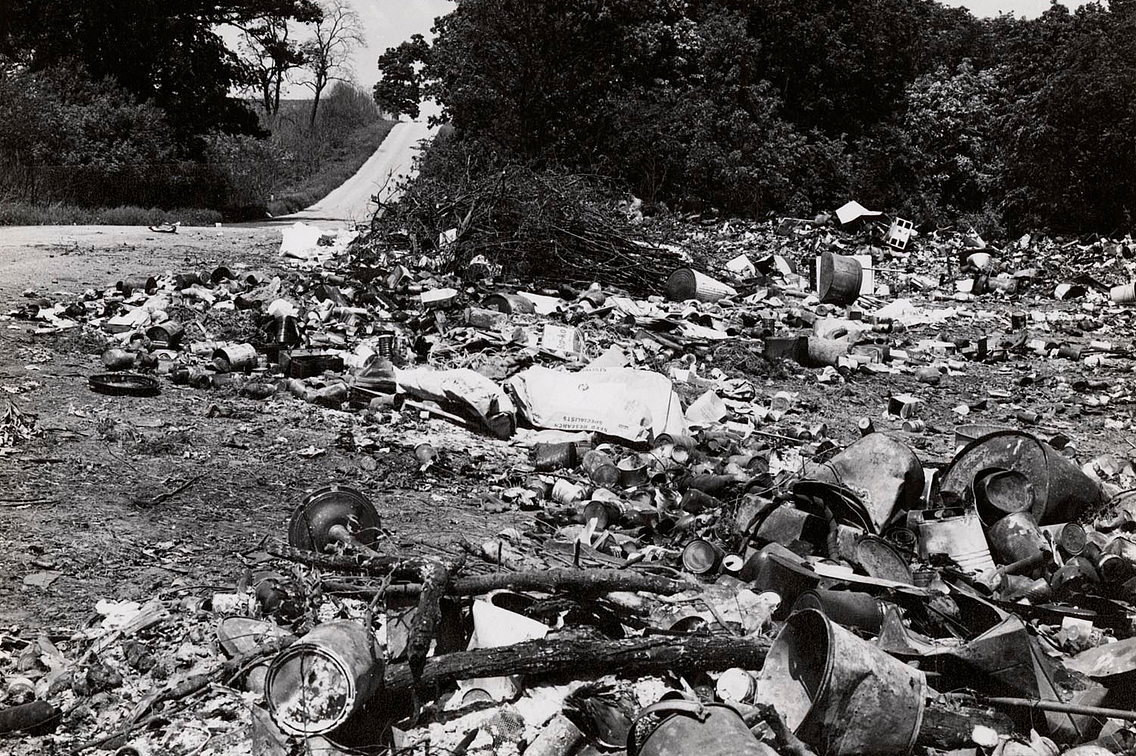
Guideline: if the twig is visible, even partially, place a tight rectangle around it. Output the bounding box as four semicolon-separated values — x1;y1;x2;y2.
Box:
134;474;204;508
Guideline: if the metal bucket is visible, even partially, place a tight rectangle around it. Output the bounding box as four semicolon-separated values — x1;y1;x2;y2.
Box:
664;268;738;303
818;251;863;306
212;343;258;373
629;698;777;756
807;433;925;532
146;320;184;348
582;500;621;531
909;507;995;574
682;539;723;575
941;431;1104;525
117;276;157;296
532;442;578;471
747;547;822;620
265;620;384;736
756;609;926;756
974;469;1034;525
582;449;621;488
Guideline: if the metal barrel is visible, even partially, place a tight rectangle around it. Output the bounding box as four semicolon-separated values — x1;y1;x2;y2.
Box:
941;431;1104;525
265;620;383;736
791;589;893;634
757;609;926;756
818;251;863;305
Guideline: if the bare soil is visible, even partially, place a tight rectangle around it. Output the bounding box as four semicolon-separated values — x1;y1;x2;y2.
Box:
1;223;1133;636
0;225;520;632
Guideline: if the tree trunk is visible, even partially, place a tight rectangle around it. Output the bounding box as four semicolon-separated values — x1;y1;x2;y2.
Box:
309;81;324;128
382;633;770;697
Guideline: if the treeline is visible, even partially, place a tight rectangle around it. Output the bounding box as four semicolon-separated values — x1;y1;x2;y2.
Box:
377;0;1136;235
0;0;380;219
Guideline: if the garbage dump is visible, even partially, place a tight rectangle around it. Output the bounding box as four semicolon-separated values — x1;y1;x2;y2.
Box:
3;215;1136;756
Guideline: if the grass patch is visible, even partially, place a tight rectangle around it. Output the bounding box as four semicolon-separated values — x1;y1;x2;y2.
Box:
0;202;222;226
267;117;396;217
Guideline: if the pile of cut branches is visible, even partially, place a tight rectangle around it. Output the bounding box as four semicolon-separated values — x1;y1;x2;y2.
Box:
356;164;680;295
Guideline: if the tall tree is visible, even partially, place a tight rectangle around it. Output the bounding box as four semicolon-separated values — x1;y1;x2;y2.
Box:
374;34;430;120
299;0;365;128
0;0;321;152
240;15;307;116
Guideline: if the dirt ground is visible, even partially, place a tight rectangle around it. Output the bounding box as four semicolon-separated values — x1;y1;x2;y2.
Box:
1;223;1133;636
0;224;524;632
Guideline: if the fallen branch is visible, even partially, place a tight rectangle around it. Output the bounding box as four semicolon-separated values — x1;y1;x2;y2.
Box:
451;568;688;597
133;474;203;508
382;633;769;697
267;543;454;580
323;568;689;601
407;558;458;685
128;636;294;724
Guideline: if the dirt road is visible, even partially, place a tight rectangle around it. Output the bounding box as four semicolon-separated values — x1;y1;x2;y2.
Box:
0;225;501;629
0;118;434;298
285;119;436;225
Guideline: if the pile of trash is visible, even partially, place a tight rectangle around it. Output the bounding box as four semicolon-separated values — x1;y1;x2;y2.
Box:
4;209;1136;755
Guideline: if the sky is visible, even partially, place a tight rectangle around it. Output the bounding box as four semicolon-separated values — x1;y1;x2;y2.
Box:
948;0;1091;16
350;0;454;92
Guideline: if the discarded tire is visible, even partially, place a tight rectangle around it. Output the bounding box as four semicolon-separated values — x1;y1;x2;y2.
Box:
87;373;160;397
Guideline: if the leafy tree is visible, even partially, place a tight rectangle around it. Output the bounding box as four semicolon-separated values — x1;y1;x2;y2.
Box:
0;0;321;152
374;34;431;119
992;3;1136;231
0;64;176;166
853;61;1005;226
298;0;365;128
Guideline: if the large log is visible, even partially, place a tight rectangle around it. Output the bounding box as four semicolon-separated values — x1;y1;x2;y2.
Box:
451;568;687;597
382;633;769;696
324;568;688;600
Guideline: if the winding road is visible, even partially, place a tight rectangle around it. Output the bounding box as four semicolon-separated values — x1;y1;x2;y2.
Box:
283;119;436;227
